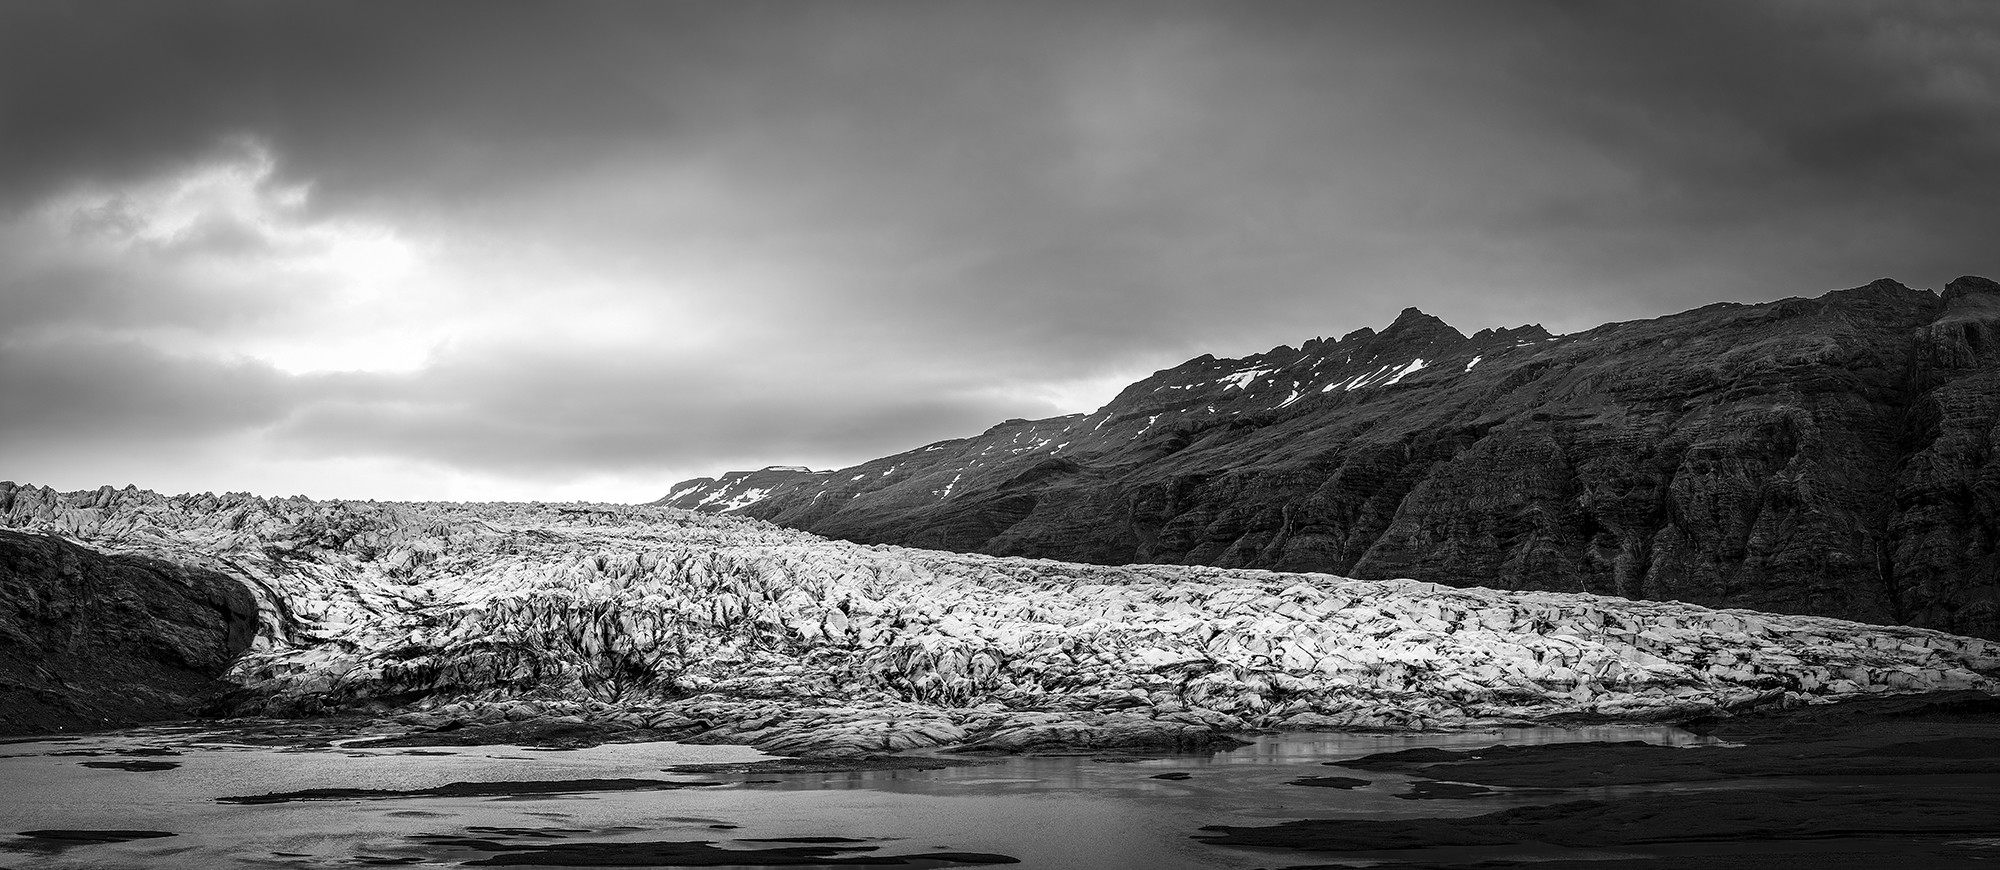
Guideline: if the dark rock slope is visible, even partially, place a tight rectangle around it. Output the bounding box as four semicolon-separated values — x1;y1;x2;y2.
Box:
0;529;259;735
659;277;2000;639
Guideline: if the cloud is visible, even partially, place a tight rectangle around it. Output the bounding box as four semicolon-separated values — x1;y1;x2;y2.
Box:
1458;2;2000;293
0;336;296;445
0;140;1083;497
0;140;442;372
1;1;1996;501
261;343;1040;474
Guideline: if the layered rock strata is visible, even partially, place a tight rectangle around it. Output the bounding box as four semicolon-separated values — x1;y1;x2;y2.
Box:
4;482;1996;753
660;277;2000;639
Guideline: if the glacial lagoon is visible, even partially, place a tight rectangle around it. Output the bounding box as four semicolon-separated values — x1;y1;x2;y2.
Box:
1;725;1723;869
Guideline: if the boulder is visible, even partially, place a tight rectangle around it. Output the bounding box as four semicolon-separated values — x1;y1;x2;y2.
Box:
0;529;258;735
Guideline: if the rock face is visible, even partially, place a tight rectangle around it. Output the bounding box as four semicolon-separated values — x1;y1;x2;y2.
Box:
659;277;2000;639
4;482;1996;754
0;528;258;736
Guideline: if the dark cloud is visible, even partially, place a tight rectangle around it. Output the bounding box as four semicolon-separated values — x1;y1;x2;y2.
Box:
1459;1;2000;306
0;336;295;444
1;1;663;206
2;0;1996;498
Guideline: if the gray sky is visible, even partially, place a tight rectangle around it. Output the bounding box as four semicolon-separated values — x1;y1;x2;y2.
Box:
3;0;1997;501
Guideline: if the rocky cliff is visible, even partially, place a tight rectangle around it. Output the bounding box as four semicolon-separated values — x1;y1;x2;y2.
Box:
3;482;1995;754
0;528;258;736
659;277;2000;639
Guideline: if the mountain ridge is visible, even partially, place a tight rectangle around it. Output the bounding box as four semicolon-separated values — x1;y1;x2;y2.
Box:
658;276;2000;639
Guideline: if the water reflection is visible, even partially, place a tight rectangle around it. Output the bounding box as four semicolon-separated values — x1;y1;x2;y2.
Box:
0;724;1719;869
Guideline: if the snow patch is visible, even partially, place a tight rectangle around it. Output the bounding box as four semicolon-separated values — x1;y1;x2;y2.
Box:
715;487;771;513
1464;356;1482;372
1217;368;1274;390
1324;363;1398;393
1383;358;1427;385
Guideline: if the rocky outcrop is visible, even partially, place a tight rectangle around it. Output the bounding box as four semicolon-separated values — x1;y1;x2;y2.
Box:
0;528;258;735
659;277;2000;639
4;483;1996;754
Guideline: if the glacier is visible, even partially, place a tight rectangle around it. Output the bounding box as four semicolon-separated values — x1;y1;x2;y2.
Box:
2;481;1995;758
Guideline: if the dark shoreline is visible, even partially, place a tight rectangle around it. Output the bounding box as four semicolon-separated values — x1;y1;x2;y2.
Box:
1195;691;2000;868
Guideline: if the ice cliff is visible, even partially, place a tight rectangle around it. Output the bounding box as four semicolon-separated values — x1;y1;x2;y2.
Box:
3;481;1996;755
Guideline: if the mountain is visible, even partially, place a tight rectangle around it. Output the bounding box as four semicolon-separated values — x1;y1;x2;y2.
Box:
658;277;2000;639
658;465;835;513
3;483;1995;751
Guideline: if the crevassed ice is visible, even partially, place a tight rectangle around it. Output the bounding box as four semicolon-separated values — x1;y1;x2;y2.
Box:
3;483;1996;748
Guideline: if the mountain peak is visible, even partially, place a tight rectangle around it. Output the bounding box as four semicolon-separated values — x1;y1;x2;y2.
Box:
641;274;2000;639
1389;306;1433;326
1378;307;1467;346
1815;277;1938;312
1946;275;1999;301
1472;324;1552;342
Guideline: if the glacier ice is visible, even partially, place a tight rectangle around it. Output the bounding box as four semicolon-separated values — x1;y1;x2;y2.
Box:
2;481;1995;757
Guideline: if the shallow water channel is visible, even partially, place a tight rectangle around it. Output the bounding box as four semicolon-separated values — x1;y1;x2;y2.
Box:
1;724;1721;869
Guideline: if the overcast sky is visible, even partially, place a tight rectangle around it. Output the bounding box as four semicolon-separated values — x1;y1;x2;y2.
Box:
3;0;1997;502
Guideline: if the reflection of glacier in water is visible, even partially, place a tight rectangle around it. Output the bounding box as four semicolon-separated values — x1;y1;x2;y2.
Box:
1;725;1720;869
